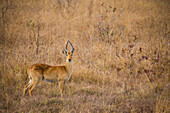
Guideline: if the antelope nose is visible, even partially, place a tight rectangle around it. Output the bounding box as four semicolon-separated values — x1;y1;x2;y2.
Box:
68;59;71;62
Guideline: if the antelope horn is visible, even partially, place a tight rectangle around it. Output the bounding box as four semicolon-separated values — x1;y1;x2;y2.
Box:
65;41;69;52
68;40;74;53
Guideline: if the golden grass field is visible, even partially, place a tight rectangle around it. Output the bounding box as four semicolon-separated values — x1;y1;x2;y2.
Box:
0;0;169;112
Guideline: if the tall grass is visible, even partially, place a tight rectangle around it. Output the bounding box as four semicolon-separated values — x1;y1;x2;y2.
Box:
0;0;169;112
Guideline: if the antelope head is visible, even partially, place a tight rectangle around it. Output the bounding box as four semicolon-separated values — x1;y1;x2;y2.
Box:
62;40;74;63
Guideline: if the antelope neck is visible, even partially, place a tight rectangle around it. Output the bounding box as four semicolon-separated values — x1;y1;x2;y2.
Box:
66;60;73;73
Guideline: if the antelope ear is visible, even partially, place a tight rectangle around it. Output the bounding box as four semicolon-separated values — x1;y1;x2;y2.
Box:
62;50;67;55
71;48;74;53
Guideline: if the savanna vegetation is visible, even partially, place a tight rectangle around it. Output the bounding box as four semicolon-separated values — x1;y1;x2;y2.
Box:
0;0;169;112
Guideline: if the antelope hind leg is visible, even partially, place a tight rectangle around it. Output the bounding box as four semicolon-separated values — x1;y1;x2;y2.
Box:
23;79;33;96
28;78;41;96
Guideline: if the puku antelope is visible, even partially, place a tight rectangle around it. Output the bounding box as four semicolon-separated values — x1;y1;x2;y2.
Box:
23;40;74;97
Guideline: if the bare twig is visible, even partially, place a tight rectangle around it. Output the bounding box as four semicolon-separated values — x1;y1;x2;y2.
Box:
36;25;40;54
144;73;153;89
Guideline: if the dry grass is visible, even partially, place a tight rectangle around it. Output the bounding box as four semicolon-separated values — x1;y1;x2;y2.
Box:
0;0;169;112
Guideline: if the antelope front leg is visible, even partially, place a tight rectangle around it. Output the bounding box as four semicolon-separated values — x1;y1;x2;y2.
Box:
63;80;66;90
59;80;64;97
